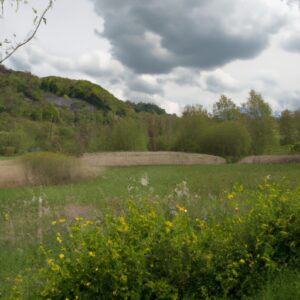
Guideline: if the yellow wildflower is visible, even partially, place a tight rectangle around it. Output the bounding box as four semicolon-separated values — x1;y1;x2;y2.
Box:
227;193;235;200
239;259;246;265
88;251;95;257
59;253;65;259
165;220;173;228
176;204;186;213
59;218;66;223
51;221;57;226
118;216;129;232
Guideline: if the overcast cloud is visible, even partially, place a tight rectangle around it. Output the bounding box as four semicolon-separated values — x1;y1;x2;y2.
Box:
91;0;291;74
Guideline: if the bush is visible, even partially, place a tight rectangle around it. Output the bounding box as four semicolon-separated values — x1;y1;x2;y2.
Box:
0;131;30;156
291;142;300;154
20;152;82;185
11;180;300;299
202;121;251;160
109;118;148;151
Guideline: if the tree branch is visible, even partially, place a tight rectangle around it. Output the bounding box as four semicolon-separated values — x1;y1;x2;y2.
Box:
0;0;53;64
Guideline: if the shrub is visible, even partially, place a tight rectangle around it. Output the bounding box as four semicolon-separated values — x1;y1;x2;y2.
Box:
201;121;251;160
291;141;300;154
0;131;30;156
10;180;300;299
20;152;82;185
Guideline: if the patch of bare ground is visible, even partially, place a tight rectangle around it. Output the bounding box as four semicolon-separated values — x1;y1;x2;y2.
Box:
239;155;300;164
81;151;226;167
63;204;100;221
0;160;27;188
0;152;225;188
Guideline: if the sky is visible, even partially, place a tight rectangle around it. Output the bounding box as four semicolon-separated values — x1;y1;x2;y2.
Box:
1;0;300;115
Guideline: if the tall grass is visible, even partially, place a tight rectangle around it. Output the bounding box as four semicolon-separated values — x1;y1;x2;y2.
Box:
20;152;82;185
7;180;300;299
1;164;300;298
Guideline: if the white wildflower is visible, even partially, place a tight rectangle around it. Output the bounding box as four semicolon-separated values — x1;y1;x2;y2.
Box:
140;174;149;186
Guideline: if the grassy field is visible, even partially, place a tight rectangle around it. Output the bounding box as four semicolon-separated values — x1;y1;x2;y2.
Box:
1;163;300;298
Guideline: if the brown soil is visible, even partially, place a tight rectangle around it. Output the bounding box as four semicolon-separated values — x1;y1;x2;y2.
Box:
239;155;300;164
63;204;99;221
0;151;225;188
81;151;226;167
0;160;26;188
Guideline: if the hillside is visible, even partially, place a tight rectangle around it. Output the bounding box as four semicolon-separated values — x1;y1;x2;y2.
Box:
0;65;169;156
0;65;166;118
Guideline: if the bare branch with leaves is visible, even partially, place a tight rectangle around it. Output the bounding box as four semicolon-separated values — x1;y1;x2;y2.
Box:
0;0;54;64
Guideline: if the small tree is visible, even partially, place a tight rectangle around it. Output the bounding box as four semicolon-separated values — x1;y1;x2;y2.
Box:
213;95;240;121
279;110;298;145
109;118;148;151
242;90;275;154
201;121;251;160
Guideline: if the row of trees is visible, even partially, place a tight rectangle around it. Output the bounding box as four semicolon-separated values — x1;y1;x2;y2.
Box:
1;88;300;160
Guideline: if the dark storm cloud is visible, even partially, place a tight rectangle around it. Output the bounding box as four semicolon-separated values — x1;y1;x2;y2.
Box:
204;71;238;94
91;0;287;74
127;76;163;95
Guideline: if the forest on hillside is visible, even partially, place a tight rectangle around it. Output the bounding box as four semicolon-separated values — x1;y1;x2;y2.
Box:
1;65;300;160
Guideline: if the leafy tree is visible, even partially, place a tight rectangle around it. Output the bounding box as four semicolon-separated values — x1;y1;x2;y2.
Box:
183;104;210;118
242;90;275;154
294;109;300;139
279;110;298;145
175;113;210;153
213;95;240;121
201;121;251;160
109;118;148;151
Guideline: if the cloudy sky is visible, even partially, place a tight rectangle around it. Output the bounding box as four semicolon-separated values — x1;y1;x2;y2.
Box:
1;0;300;114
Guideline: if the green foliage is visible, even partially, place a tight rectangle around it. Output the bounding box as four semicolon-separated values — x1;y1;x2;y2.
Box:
213;95;241;121
242;90;275;154
201;121;251;160
127;101;167;115
174;114;209;153
291;141;300;154
10;180;300;299
0;67;296;157
279;109;298;145
20;152;81;185
41;76;130;115
249;270;300;300
0;130;30;155
109;118;148;151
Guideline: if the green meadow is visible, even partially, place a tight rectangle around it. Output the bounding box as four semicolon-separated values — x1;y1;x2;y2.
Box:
1;163;300;299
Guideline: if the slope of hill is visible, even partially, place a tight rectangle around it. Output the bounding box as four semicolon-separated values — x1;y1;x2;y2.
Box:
0;65;168;156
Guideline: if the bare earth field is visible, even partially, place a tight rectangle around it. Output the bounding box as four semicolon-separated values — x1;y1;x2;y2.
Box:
81;151;225;167
0;152;225;188
0;160;26;188
239;154;300;164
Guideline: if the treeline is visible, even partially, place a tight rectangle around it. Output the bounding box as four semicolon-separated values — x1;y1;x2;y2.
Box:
1;66;300;159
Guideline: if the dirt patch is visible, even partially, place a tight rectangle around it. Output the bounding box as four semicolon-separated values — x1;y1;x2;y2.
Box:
63;204;99;221
0;160;27;188
239;155;300;164
81;151;226;167
0;152;225;188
